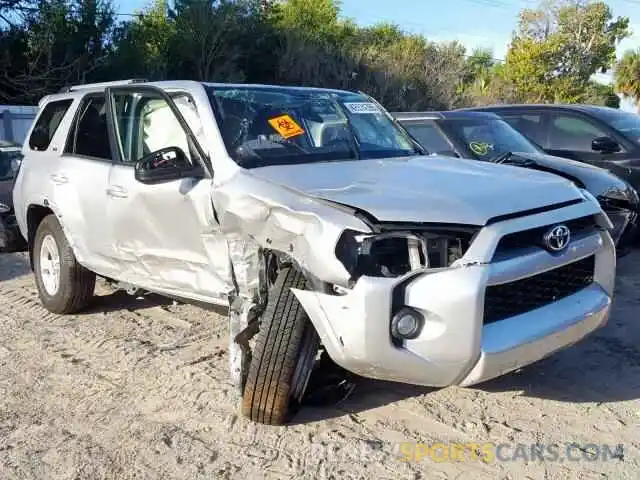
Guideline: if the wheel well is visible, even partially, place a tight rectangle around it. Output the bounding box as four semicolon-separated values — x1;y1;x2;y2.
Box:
26;205;54;269
262;249;333;296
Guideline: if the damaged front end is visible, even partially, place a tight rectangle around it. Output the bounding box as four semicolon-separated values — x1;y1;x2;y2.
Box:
214;157;614;398
214;166;492;395
334;223;479;285
280;195;612;389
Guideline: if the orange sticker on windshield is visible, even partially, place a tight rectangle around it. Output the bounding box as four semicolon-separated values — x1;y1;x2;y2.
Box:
268;114;305;139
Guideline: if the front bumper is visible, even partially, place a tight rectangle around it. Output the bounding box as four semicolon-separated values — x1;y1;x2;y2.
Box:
0;213;27;252
293;204;616;388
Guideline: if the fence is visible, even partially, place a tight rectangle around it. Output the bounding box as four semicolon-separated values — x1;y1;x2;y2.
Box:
0;105;38;144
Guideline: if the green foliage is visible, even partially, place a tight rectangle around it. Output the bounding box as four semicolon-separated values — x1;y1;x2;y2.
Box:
0;0;117;103
0;0;632;111
614;49;640;112
498;0;630;104
111;0;175;79
584;81;620;108
272;0;342;44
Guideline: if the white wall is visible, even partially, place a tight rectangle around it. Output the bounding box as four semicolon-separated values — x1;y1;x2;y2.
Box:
0;105;38;144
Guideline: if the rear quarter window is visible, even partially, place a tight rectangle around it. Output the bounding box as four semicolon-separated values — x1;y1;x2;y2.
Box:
28;99;73;151
501;113;545;147
403;123;451;153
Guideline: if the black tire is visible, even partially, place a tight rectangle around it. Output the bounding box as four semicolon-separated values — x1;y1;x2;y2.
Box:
32;214;96;314
242;267;320;425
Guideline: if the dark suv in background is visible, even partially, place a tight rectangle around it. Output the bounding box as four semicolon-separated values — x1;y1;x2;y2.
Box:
0;140;25;252
394;110;640;253
459;104;640;191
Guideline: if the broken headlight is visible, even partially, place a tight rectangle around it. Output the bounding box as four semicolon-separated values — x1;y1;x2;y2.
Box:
335;227;476;281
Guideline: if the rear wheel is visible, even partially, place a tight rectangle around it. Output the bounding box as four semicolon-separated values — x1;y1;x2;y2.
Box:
241;267;320;425
32;214;95;314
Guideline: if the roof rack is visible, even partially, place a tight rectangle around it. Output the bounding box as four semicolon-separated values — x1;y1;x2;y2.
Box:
58;78;148;93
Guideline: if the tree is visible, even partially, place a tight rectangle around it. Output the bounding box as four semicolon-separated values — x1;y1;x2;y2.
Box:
0;0;117;103
0;0;633;110
459;47;498;105
614;49;640;112
0;0;32;27
583;81;620;108
463;48;495;84
271;0;344;46
168;0;255;82
499;0;630;103
111;0;175;79
423;40;467;109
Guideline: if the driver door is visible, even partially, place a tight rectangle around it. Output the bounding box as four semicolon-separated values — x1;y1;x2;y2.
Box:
104;86;230;303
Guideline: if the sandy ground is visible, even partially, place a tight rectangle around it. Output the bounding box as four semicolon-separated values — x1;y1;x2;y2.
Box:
0;251;639;480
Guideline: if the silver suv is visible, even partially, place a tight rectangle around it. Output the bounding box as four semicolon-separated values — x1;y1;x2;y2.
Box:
10;80;616;425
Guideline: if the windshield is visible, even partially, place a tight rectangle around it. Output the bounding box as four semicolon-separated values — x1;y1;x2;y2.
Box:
590;108;640;144
205;86;420;168
0;145;22;181
444;118;540;161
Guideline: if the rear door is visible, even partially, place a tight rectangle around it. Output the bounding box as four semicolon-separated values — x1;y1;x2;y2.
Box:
103;86;228;303
4;99;73;253
52;93;114;272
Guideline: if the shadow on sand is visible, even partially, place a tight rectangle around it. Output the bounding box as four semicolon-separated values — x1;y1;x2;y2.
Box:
0;252;31;282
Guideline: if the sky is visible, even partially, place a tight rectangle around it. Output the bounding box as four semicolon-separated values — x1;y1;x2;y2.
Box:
115;0;640;110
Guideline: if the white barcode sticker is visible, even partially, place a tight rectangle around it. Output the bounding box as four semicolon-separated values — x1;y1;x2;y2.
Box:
344;102;380;114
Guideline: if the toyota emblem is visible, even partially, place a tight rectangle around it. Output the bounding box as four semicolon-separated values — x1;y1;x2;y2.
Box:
543;224;571;252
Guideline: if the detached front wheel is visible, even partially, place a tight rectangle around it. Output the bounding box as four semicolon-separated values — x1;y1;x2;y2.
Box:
242;267;320;425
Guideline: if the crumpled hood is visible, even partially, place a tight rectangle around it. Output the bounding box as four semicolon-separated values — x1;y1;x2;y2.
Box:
249;156;584;225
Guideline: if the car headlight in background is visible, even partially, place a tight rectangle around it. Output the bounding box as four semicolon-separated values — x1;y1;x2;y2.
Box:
335;226;478;282
0;202;9;214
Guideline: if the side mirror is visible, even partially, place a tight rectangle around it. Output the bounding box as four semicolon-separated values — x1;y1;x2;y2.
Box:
28;127;50;151
592;136;620;154
134;146;203;184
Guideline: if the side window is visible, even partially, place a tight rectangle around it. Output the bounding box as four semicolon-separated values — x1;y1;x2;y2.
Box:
28;99;73;151
65;95;112;160
501;113;545;147
112;92;195;165
403;123;452;153
548;114;613;152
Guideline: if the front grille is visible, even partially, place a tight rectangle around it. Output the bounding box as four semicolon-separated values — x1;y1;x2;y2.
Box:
484;255;595;325
493;215;597;258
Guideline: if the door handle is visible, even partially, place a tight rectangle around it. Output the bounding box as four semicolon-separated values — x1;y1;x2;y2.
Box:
106;185;128;198
50;173;68;185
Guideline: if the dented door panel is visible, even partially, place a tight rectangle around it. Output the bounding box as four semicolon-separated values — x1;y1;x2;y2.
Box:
105;164;231;302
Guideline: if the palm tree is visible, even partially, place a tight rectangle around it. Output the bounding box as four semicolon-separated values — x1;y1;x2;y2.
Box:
615;49;640;113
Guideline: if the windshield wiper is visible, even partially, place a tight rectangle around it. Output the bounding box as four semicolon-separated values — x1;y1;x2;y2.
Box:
490;151;514;163
490;151;537;167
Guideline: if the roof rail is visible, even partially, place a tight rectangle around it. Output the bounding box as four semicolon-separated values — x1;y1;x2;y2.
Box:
392;111;444;120
58;78;148;93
